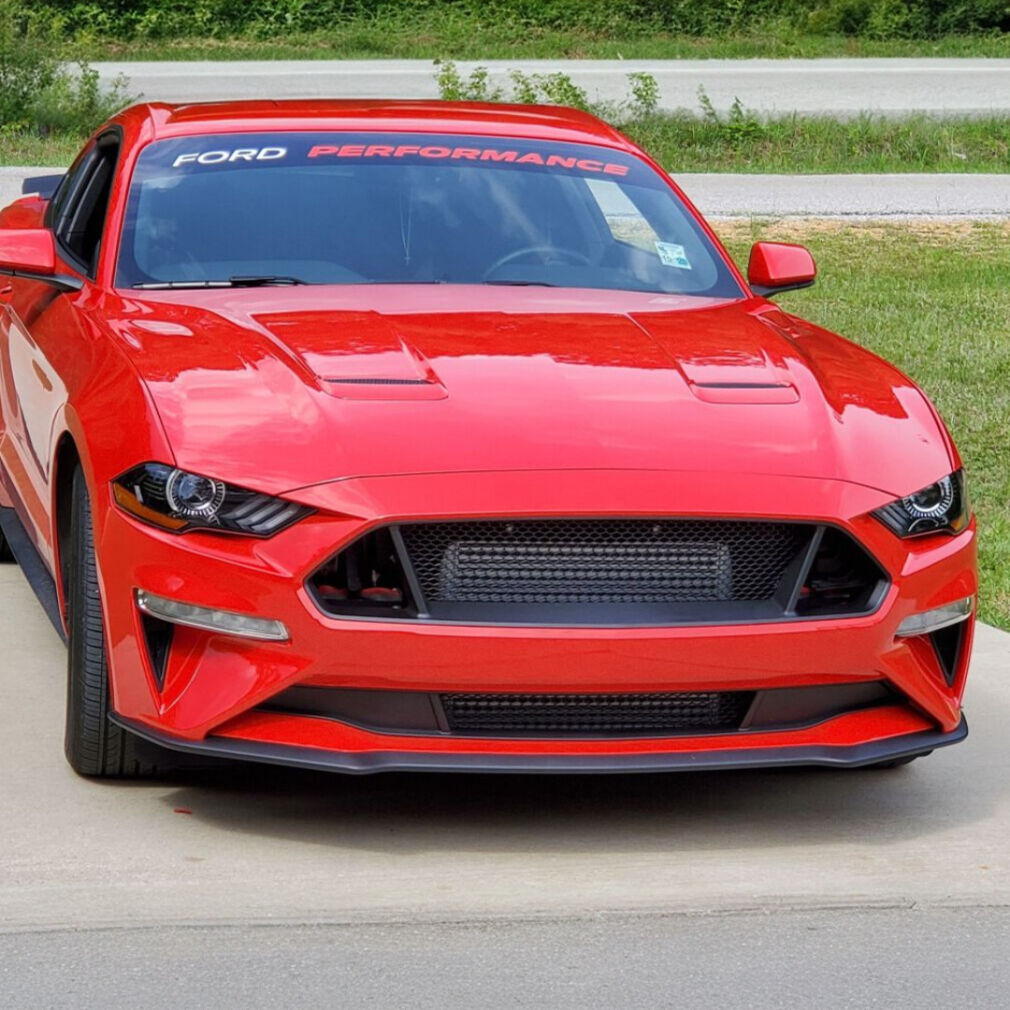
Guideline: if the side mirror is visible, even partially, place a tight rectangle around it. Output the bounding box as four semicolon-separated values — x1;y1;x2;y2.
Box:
21;174;64;199
747;241;816;297
0;228;81;292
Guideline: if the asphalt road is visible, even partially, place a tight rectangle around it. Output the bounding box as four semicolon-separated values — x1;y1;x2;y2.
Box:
97;57;1010;116
3;908;1009;1008
7;166;1010;218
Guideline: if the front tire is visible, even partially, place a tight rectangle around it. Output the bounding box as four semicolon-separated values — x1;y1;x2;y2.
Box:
0;525;14;563
64;466;161;777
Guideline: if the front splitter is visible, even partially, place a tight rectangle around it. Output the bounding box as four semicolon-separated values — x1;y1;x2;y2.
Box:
110;713;967;775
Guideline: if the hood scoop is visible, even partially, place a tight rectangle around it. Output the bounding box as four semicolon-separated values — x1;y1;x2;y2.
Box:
628;309;802;406
677;342;798;405
690;381;799;404
257;310;447;400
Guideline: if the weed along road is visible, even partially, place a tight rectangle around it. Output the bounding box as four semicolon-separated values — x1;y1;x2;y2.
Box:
94;58;1010;115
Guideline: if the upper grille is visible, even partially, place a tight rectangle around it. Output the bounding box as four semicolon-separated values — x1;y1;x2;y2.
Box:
399;519;809;605
440;691;755;736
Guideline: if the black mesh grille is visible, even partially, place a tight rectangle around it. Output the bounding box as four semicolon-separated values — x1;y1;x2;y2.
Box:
399;519;809;605
440;691;755;736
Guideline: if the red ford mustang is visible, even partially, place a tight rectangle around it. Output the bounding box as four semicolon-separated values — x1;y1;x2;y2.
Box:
0;101;976;778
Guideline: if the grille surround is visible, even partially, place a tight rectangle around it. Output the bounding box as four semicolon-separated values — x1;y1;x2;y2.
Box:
307;516;888;626
440;691;755;736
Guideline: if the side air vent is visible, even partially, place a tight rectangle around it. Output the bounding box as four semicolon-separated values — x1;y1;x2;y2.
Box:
309;525;415;618
140;613;174;688
795;527;887;617
930;621;968;685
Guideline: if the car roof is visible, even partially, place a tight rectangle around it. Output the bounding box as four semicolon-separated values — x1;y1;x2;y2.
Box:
119;100;636;152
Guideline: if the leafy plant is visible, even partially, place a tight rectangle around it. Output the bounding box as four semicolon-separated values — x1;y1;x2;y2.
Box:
31;64;133;136
627;71;660;117
0;0;133;139
433;59;503;102
509;70;591;110
0;0;62;128
697;86;768;147
28;1;1010;40
434;60;658;121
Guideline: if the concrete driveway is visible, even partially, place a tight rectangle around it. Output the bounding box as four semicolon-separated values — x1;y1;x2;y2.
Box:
1;563;1007;932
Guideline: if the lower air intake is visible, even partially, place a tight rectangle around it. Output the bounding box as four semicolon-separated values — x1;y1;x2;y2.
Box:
440;691;755;736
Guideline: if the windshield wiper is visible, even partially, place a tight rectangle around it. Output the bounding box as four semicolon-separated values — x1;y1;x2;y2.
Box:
133;275;307;290
483;279;558;287
228;275;307;287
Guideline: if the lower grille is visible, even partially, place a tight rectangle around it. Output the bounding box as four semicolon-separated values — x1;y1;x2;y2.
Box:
440;691;755;736
259;682;897;738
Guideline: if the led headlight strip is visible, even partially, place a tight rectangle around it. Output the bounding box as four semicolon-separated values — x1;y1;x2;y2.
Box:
872;470;970;538
113;463;312;536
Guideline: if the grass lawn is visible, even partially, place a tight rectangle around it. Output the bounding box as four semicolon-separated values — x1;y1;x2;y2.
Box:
719;220;1009;629
629;113;1010;174
0;135;84;168
79;29;1010;62
9;112;1010;173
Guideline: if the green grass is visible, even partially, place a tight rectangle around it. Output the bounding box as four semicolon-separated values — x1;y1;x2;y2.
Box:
0;133;84;166
628;113;1010;174
76;29;1010;62
8;111;1010;173
720;220;1010;629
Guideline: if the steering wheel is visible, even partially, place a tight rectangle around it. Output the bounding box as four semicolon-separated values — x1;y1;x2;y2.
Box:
482;245;592;281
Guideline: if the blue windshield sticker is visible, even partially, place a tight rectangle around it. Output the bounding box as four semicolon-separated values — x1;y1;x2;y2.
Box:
655;241;692;269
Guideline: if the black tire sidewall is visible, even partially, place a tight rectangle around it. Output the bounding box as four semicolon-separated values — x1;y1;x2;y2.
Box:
0;526;13;563
64;466;113;775
63;467;167;778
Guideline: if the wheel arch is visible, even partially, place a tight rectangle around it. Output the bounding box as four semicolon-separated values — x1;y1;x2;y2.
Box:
51;430;85;622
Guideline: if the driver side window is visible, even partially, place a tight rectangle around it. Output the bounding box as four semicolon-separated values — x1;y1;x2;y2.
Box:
52;134;120;278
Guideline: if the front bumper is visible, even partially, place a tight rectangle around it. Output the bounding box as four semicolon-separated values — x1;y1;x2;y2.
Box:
96;468;977;771
112;712;968;774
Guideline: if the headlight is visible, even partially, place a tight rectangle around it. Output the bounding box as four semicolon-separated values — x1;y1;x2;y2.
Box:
872;469;970;538
113;463;312;536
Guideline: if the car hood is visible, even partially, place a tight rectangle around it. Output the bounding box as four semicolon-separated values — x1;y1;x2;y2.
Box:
101;285;954;499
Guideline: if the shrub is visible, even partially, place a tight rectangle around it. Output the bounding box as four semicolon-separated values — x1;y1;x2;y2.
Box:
696;86;768;148
0;0;132;137
433;60;503;102
26;0;1010;39
433;60;660;122
0;0;62;128
31;64;133;136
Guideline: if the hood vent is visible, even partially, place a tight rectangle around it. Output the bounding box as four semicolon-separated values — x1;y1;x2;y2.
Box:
326;377;432;385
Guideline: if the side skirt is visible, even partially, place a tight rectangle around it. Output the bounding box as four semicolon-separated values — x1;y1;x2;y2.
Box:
0;505;66;641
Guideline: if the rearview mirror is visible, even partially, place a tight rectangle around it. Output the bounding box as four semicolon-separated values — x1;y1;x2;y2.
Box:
747;242;816;297
0;228;82;292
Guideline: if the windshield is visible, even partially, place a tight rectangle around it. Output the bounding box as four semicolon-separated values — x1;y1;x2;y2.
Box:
116;132;742;297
